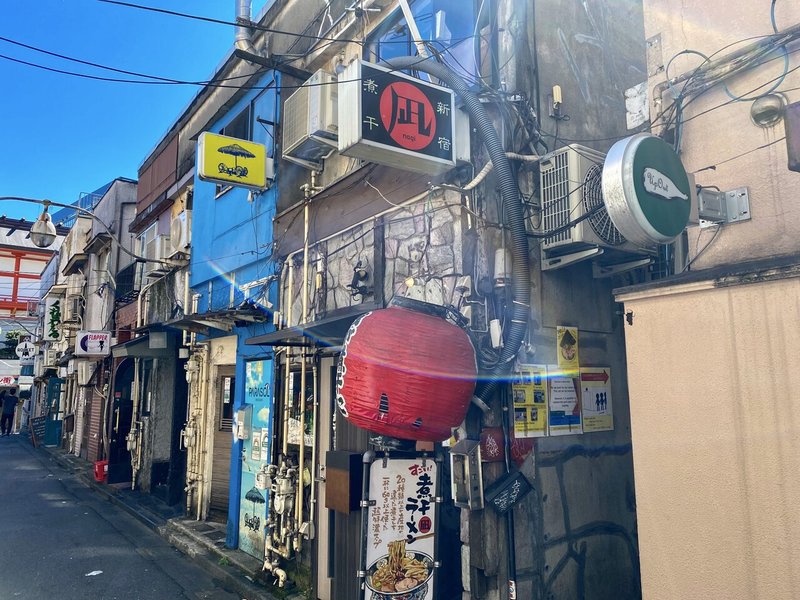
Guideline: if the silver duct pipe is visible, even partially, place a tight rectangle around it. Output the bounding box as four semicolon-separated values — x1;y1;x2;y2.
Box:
235;0;259;56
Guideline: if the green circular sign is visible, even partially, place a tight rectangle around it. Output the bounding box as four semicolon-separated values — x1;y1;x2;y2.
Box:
602;134;692;246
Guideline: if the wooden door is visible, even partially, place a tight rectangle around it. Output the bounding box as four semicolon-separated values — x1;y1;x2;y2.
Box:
210;366;235;517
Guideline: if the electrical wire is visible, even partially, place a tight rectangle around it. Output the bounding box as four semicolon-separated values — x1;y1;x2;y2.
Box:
0;37;472;92
96;0;483;47
0;34;265;85
694;136;786;173
683;224;722;272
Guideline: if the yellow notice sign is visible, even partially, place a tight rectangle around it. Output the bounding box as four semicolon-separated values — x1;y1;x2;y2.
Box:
556;326;579;374
511;365;548;438
198;132;267;190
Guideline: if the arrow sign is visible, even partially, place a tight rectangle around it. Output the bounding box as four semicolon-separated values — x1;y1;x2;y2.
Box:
580;370;609;383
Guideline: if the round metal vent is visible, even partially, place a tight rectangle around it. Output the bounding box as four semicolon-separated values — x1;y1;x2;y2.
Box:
582;164;625;246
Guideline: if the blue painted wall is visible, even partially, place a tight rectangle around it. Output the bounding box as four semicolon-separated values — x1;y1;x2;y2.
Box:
190;70;281;548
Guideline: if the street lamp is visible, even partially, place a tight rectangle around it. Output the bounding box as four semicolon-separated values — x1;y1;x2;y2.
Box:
0;196;161;265
30;207;57;248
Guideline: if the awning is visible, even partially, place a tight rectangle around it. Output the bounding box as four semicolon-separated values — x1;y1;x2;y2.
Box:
245;304;377;348
57;351;75;367
111;329;178;358
166;301;271;336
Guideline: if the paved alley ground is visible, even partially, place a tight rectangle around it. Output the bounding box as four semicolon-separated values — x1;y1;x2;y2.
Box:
0;434;241;600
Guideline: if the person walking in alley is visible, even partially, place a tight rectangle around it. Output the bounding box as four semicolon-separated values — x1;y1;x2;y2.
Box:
1;389;20;436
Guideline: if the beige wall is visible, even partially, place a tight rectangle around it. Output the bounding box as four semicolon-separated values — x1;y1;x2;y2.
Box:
644;1;800;269
617;276;800;599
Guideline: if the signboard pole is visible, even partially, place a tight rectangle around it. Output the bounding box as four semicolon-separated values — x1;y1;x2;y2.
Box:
358;450;375;600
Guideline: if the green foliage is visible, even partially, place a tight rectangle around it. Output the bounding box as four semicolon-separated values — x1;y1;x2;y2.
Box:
0;331;21;359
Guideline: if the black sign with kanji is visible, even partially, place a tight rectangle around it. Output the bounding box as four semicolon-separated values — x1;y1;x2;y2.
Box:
359;62;454;162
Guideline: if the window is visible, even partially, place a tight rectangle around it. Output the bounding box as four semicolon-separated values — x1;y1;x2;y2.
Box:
365;0;480;83
219;373;235;431
215;106;252;197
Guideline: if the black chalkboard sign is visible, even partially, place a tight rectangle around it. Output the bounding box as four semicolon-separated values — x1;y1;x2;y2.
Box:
30;416;46;447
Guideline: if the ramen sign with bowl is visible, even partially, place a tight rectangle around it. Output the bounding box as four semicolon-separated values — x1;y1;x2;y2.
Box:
365;458;438;600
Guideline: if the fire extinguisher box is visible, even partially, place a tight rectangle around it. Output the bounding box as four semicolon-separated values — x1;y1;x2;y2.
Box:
94;460;109;483
324;451;363;514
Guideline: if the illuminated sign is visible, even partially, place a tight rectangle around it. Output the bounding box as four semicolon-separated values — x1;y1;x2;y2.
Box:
75;330;111;357
338;60;457;175
197;132;268;190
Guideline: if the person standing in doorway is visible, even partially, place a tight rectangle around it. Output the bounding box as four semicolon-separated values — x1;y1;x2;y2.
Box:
1;389;20;436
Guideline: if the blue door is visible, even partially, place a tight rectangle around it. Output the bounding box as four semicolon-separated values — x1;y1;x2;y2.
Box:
238;359;274;558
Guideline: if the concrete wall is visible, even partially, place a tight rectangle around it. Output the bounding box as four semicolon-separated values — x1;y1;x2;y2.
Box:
644;1;800;269
617;275;800;599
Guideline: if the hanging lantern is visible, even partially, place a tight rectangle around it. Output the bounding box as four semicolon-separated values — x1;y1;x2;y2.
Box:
336;298;477;441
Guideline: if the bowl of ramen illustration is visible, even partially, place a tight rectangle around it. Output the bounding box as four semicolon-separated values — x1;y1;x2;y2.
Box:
366;540;434;600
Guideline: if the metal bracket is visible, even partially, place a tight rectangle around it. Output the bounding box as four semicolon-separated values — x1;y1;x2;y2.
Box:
698;187;751;225
542;247;604;271
593;257;653;278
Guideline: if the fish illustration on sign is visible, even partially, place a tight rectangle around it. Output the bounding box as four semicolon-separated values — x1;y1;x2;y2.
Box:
643;168;689;201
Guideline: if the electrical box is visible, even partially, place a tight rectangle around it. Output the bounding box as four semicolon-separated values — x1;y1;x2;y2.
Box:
324;450;363;514
233;405;252;440
450;439;484;510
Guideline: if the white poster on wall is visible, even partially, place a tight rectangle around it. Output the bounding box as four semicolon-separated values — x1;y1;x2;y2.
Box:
365;458;437;599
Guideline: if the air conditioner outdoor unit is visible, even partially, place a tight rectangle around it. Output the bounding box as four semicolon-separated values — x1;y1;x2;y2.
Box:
77;361;95;386
170;210;192;255
45;348;57;366
282;70;338;170
539;145;643;256
64;295;82;322
146;235;173;278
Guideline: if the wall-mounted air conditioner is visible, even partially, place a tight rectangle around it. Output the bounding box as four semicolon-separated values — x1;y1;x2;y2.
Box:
539;145;643;256
282;70;338;170
64;294;83;322
169;210;192;256
144;235;172;278
77;361;95;386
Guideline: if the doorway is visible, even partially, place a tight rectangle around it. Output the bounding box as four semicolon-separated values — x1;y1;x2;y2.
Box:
210;365;235;520
108;359;134;484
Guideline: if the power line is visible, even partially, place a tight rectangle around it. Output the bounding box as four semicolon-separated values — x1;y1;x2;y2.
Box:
0;35;263;85
694;136;786;173
96;0;482;47
0;38;471;92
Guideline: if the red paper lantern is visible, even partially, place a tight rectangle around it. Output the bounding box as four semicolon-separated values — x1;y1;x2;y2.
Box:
336;299;477;441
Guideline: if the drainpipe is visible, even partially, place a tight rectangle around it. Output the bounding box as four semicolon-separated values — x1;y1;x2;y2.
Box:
295;196;310;551
235;0;262;57
381;56;530;407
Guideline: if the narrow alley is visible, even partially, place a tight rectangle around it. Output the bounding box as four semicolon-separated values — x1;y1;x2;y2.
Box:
0;434;241;600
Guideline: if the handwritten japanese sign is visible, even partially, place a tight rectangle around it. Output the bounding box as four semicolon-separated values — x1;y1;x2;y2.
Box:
366;458;437;599
44;296;62;341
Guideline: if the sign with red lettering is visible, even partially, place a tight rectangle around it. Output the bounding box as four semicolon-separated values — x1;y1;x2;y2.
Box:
364;458;437;599
338;60;458;175
75;331;111;357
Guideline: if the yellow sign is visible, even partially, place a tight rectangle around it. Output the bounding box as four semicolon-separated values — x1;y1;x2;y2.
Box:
511;365;548;438
556;326;580;375
197;132;267;190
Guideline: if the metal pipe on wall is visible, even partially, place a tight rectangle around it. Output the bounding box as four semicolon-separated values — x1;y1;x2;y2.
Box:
296;198;310;548
307;359;319;542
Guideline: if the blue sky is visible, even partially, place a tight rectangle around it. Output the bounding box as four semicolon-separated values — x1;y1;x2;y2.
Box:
0;0;267;220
